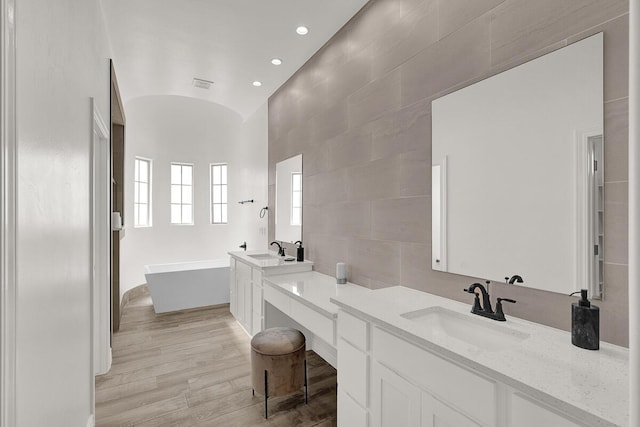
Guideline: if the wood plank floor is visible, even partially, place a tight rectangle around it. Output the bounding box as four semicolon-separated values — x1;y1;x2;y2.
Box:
95;293;338;426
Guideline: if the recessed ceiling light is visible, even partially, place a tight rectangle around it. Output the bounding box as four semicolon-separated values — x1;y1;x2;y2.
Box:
252;81;262;87
296;26;309;35
271;58;283;66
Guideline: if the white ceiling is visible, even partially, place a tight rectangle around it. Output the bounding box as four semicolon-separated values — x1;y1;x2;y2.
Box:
101;0;370;119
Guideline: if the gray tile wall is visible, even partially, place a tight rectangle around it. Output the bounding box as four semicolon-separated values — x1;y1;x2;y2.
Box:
268;0;630;346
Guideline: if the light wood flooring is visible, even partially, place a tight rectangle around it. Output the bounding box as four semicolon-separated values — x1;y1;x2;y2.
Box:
95;293;338;426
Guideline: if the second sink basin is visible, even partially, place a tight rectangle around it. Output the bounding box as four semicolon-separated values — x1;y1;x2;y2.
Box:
248;253;280;260
400;306;529;352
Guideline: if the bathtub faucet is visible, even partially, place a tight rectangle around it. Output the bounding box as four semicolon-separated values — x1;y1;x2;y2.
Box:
270;241;286;257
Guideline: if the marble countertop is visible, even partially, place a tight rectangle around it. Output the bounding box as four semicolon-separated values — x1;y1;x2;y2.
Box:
331;286;629;427
228;250;313;272
262;271;371;318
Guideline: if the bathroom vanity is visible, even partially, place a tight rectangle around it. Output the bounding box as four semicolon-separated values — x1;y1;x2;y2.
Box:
227;250;312;336
332;287;628;427
227;257;628;426
261;271;369;367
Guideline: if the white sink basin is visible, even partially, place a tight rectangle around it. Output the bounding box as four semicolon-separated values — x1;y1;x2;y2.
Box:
247;253;280;260
400;306;529;352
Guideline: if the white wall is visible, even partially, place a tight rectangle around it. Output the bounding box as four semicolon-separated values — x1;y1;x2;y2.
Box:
15;0;111;425
121;96;268;296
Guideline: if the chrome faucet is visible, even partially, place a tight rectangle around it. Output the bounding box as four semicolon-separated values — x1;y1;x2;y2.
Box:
270;241;285;256
463;281;516;322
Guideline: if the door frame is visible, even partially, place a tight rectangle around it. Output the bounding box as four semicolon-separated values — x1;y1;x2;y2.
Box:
0;0;17;426
91;98;111;378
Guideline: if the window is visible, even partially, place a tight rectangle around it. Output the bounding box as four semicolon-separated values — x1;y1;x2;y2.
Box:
134;157;152;227
170;163;193;224
211;163;228;224
291;172;302;226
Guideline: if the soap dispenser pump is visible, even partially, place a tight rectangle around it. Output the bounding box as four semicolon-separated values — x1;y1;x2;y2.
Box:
295;240;304;262
570;289;599;350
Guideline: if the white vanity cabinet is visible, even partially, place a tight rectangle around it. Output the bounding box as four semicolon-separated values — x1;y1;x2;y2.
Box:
336;306;604;427
229;258;255;334
228;251;313;337
337;307;492;427
508;392;582;427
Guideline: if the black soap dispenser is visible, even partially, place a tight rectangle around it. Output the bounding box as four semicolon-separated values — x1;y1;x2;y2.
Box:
295;240;304;262
570;289;599;350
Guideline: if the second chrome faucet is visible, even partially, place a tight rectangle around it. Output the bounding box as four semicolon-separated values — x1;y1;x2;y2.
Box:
464;281;516;322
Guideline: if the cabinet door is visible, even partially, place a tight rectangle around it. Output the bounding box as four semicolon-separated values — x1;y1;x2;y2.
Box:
243;277;253;333
229;259;237;317
371;362;421;427
509;393;581;427
235;262;251;324
422;393;481;427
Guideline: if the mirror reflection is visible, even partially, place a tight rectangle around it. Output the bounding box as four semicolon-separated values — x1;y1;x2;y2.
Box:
431;33;603;297
275;154;302;243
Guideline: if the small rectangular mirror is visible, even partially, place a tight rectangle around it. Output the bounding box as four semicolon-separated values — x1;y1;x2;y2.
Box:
275;154;302;243
432;33;604;297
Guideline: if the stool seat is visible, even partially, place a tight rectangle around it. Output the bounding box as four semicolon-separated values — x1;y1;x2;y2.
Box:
250;327;308;418
251;327;305;355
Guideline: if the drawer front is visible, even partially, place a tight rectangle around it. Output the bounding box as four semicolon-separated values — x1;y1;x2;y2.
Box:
252;283;263;316
263;285;290;315
338;309;368;351
338;337;368;406
338;390;368;427
373;327;496;426
290;299;335;345
509;393;582;427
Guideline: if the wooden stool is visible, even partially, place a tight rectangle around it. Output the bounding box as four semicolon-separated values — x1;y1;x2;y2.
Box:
250;327;308;418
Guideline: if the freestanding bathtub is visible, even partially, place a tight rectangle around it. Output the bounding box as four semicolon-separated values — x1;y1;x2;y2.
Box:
144;259;230;313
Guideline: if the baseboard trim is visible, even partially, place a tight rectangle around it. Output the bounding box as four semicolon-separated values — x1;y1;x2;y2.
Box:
120;283;148;314
86;414;95;427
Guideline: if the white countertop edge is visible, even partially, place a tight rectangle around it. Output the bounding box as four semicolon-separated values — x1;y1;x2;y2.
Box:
263;277;338;319
228;250;314;270
331;298;618;427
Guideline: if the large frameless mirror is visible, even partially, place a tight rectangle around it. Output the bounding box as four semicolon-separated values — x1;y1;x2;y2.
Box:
431;33;604;297
275;154;302;244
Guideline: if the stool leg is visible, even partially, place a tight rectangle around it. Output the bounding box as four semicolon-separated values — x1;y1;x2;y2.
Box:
304;358;308;404
264;370;268;419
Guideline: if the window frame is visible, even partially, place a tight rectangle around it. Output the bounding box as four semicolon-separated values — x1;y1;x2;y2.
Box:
134;157;153;228
210;163;228;225
170;162;194;225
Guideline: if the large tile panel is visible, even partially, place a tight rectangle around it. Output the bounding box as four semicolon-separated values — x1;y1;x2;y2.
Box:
490;0;628;67
401;14;491;106
371;196;430;243
348;238;401;286
348;68;402;128
604;98;629;183
439;0;506;39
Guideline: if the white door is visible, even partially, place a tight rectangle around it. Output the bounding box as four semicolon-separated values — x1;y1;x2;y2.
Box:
371;362;421;427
